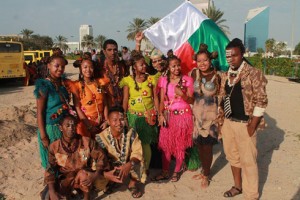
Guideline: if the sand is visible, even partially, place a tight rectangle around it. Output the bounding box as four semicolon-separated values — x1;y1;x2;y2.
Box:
0;62;299;200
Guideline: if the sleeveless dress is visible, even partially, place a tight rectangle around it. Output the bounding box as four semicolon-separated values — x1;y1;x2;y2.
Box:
34;78;70;169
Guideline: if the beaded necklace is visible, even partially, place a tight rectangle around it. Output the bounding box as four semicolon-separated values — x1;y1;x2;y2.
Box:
227;61;245;87
107;127;127;164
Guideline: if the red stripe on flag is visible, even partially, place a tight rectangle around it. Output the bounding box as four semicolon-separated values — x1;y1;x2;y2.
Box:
174;42;196;75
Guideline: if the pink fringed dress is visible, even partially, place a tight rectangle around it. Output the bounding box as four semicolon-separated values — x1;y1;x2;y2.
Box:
157;75;194;160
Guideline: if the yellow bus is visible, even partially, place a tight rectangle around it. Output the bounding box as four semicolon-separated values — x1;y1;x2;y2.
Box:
0;41;30;86
24;50;41;61
24;52;38;65
38;50;53;59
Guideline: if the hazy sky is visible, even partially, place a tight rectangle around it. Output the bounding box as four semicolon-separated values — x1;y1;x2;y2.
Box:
1;0;299;49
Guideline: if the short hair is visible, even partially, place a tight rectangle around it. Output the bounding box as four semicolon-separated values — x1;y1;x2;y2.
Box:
122;46;128;51
226;38;245;54
108;106;124;116
58;114;78;126
92;49;96;53
103;39;118;50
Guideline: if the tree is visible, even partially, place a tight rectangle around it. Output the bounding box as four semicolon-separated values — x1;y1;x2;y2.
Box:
81;35;95;51
20;29;34;40
54;35;68;52
147;17;160;27
22;34;53;50
274;41;287;57
265;38;275;53
294;42;300;55
202;0;230;35
94;34;107;50
126;18;148;41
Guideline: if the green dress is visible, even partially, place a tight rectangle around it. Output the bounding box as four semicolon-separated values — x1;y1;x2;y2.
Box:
34;78;70;169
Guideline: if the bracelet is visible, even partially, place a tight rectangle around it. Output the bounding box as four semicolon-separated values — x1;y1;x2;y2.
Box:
136;43;141;46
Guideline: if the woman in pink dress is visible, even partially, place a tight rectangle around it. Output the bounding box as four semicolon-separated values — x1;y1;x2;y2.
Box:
154;56;194;182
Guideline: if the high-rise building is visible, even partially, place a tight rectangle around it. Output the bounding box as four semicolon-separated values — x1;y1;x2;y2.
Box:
244;6;270;52
79;25;93;50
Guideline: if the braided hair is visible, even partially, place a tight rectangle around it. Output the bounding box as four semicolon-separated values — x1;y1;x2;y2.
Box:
130;53;146;91
78;58;102;97
165;55;182;100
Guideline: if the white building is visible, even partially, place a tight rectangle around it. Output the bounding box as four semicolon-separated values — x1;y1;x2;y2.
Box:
66;42;80;54
79;25;93;50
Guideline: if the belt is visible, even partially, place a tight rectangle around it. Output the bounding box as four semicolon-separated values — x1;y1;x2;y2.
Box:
165;108;191;115
228;117;248;123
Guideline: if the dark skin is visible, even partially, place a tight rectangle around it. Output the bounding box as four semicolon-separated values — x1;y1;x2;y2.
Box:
225;47;262;194
122;58;160;126
226;47;262;137
48;117;121;200
158;59;194;126
107;112;140;190
37;57;66;148
73;60;108;134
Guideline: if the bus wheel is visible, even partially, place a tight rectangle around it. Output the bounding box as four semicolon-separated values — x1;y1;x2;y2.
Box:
24;70;30;86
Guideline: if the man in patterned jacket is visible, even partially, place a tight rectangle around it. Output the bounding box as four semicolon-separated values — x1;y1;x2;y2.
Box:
218;38;268;200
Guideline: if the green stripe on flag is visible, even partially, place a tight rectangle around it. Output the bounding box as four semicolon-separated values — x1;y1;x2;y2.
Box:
188;19;229;71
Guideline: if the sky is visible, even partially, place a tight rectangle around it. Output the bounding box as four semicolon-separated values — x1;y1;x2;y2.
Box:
1;0;299;50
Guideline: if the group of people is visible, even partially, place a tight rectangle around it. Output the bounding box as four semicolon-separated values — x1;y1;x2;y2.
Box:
34;32;268;200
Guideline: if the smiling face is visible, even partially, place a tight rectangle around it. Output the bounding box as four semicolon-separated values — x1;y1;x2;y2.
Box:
47;57;66;79
134;58;147;74
226;47;243;70
80;59;94;79
196;53;211;73
107;111;125;135
168;58;181;76
60;116;77;140
151;57;164;72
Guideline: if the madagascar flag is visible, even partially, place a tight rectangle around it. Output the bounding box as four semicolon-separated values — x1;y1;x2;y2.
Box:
144;1;229;74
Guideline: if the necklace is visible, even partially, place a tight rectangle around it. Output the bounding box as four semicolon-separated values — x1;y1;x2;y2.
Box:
60;137;79;154
48;76;62;92
107;127;127;164
227;61;245;87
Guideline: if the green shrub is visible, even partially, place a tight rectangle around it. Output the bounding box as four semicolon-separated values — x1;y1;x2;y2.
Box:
246;57;296;77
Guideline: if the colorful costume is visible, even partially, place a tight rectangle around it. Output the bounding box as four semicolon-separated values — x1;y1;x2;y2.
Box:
157;75;194;173
218;61;268;199
96;127;146;183
103;61;126;107
34;78;70;169
69;78;109;138
192;68;220;144
119;75;158;169
45;136;109;195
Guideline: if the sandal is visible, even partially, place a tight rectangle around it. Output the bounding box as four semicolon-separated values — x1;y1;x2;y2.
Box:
170;172;181;182
200;176;210;189
223;186;242;198
128;186;143;198
151;171;169;182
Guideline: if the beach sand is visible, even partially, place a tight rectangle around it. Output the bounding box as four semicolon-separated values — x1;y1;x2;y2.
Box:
0;61;299;200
